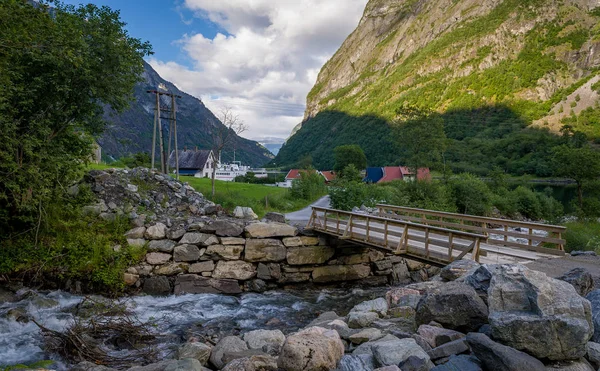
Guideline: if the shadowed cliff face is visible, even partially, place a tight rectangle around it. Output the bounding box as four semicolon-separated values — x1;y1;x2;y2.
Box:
277;0;600;169
99;61;273;167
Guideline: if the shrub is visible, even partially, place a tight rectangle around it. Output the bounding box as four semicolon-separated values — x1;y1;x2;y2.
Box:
290;170;327;201
564;220;600;253
449;174;493;215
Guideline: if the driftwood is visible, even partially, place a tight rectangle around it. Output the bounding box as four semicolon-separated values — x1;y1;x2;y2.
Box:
33;297;159;369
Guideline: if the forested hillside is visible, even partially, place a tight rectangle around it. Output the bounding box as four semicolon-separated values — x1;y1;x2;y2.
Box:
275;0;600;174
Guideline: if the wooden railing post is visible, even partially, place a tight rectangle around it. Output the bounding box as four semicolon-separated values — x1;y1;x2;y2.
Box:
336;212;340;234
324;210;328;232
424;228;430;258
384;220;389;247
448;232;454;260
528;228;533;247
365;217;370;242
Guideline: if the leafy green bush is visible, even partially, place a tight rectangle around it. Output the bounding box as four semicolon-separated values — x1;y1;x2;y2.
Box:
448;174;492;215
329;182;393;210
290;170;327;201
564;220;600;253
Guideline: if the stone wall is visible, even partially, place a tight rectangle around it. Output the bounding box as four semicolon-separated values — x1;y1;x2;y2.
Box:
124;219;439;295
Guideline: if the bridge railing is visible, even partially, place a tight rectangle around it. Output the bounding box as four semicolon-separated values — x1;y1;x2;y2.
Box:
307;206;488;264
376;204;566;256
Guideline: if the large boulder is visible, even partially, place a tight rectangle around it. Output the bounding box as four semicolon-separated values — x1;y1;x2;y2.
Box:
466;332;545;371
415;281;488;332
336;354;376;371
286;246;335;265
557;268;595;297
212;261;256;280
147;239;176;253
277;326;344;371
545;359;596;371
244;222;297;238
587;341;600;369
440;259;480;281
243;329;286;355
177;342;212;365
146;252;171;265
370;337;433;367
386;288;422;309
282;236;319;247
351;298;389;317
312;265;371;283
585;290;600;343
221;355;278;371
145;223;167;239
245;239;286;262
426;338;470;361
210;336;248;370
417;324;465;348
488;265;593;360
209;220;244;237
180;232;219;246
430;355;482;371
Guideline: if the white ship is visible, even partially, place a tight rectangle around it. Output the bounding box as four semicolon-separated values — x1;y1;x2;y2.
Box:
213;161;268;182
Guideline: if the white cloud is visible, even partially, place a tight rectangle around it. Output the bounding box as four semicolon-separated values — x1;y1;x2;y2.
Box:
149;0;367;141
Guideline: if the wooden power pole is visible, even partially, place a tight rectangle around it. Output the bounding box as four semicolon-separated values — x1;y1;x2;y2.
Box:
147;89;182;179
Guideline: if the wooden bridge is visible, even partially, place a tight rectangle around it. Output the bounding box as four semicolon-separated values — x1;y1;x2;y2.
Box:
306;205;566;266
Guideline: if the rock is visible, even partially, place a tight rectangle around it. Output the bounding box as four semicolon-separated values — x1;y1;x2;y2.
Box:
189;261;215;273
209;220;244;237
351;298;388;316
233;206;258;219
125;227;146;239
488;265;594;360
221;355;278;371
174;274;242;294
557;268;595;297
243;329;286;354
286;245;335;265
440;260;480;281
312;264;370;283
336;354;376;371
145;223;167;239
146;252;171;265
71;361;117;371
244;222;297;238
430;354;482;371
406;259;427;271
264;212;286;223
256;263;281;280
386;288;422;309
154;263;185;276
213;260;256;280
127;238;147;248
417;325;465;348
180;232;219;246
220;237;246;245
371;337;433;367
398;356;432;371
278;326;344;371
307;311;343;327
142;276;171;295
571;251;597;257
167;228;186;240
205;244;243;260
245;239;286;262
178;342;212;365
247;279;267;292
587;342;600;369
467;332;546;371
82;205;103;217
348;311;380;328
391;261;412;284
173;244;202;262
326;319;355;340
373;366;401;371
279;272;311;283
147;239;176;253
349;328;384;344
427;338;470;360
416;281;488;332
282;236;320;247
123;273;139;286
545;359;596;371
587;290;600;342
210;336;248;370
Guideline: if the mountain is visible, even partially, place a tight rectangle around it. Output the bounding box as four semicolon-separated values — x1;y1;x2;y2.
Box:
275;0;600;174
99;61;273;167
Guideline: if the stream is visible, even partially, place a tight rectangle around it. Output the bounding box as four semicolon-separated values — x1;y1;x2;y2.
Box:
0;287;388;369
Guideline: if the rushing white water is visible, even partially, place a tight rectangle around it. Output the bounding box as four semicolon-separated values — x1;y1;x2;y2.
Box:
0;287;387;369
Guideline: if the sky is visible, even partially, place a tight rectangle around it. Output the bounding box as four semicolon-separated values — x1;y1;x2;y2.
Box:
61;0;368;142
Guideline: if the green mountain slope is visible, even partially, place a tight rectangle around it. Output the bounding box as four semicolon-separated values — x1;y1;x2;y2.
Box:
275;0;600;174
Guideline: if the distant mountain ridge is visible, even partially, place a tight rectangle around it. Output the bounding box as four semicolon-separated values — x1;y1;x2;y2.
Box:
275;0;600;173
99;61;273;167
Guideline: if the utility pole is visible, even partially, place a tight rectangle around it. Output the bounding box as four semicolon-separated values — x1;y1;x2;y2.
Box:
147;89;182;178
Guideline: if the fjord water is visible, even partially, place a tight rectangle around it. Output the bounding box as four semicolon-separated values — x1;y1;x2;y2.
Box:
0;287;386;369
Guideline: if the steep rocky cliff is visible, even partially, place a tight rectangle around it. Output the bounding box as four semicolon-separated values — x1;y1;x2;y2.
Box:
276;0;600;172
99;61;273;167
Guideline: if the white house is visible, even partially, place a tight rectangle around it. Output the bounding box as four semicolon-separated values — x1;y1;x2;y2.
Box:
168;149;217;178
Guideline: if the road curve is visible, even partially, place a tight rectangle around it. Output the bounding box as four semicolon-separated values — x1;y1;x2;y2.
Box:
285;195;331;225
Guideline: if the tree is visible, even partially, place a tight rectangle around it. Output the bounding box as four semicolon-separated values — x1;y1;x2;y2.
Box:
333;145;367;173
552;145;600;209
211;107;247;197
0;1;151;234
394;105;446;174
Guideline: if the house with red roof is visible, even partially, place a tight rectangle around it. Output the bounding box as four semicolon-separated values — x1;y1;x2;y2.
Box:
365;166;430;183
319;171;336;183
277;169;336;187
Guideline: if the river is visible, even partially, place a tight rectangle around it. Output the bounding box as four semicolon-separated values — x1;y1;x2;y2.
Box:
0;287;388;370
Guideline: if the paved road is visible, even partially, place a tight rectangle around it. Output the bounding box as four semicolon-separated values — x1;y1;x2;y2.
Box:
285;195;330;225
